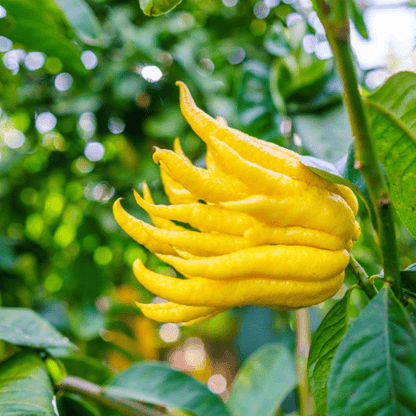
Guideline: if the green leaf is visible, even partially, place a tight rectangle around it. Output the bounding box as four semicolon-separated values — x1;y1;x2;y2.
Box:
348;0;369;39
58;394;101;416
0;307;77;353
327;286;416;416
365;71;416;239
308;289;356;416
105;362;230;416
53;0;103;45
227;343;296;416
0;0;86;74
139;0;183;16
60;355;112;385
0;351;56;416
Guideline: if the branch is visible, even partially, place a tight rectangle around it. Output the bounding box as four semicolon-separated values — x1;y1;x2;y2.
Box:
313;0;402;301
348;255;378;299
57;376;165;416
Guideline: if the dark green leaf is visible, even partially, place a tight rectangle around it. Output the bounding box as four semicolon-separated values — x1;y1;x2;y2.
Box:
365;71;416;239
227;343;296;416
327;286;416;416
348;0;369;39
0;307;77;353
58;394;101;416
0;0;86;74
53;0;103;45
0;351;56;416
105;362;230;416
139;0;183;16
60;356;112;385
308;289;356;416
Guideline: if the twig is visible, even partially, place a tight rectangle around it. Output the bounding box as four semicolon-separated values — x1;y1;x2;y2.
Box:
57;376;165;416
348;255;378;299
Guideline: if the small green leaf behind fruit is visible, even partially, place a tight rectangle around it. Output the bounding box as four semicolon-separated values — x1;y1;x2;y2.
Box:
105;361;230;416
227;343;296;416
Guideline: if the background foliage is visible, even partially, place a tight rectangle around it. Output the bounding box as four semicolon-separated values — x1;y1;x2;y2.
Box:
0;0;416;415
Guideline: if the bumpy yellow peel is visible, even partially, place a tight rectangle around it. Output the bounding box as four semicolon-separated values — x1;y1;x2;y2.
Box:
114;81;361;325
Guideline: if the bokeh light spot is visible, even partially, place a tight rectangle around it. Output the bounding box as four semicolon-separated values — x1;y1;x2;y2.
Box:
3;129;25;149
55;73;73;92
44;273;63;293
54;225;76;248
159;323;180;343
223;0;238;6
253;1;269;19
75;157;94;174
24;52;45;71
208;374;227;394
25;213;44;240
124;244;147;266
108;117;125;134
0;6;6;18
36;112;57;134
141;65;163;83
84;142;105;162
0;36;12;52
81;50;98;70
94;246;113;266
227;47;245;65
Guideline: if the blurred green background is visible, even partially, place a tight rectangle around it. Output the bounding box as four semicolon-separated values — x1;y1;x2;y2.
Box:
0;0;415;412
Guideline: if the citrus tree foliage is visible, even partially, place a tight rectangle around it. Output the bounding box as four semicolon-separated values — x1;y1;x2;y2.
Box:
0;0;415;415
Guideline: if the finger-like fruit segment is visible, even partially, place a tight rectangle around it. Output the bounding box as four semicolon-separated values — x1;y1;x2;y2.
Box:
154;148;250;202
142;182;186;231
160;166;199;205
133;190;259;235
137;217;256;256
244;224;349;251
133;259;345;308
156;245;349;281
113;199;176;255
136;301;222;323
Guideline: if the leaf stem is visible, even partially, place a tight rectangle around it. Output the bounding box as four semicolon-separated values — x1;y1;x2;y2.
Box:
348;255;377;299
314;0;402;300
57;376;165;416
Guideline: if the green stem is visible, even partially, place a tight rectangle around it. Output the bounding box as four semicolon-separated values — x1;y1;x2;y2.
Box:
295;309;313;416
348;255;377;299
57;376;165;416
314;0;402;301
